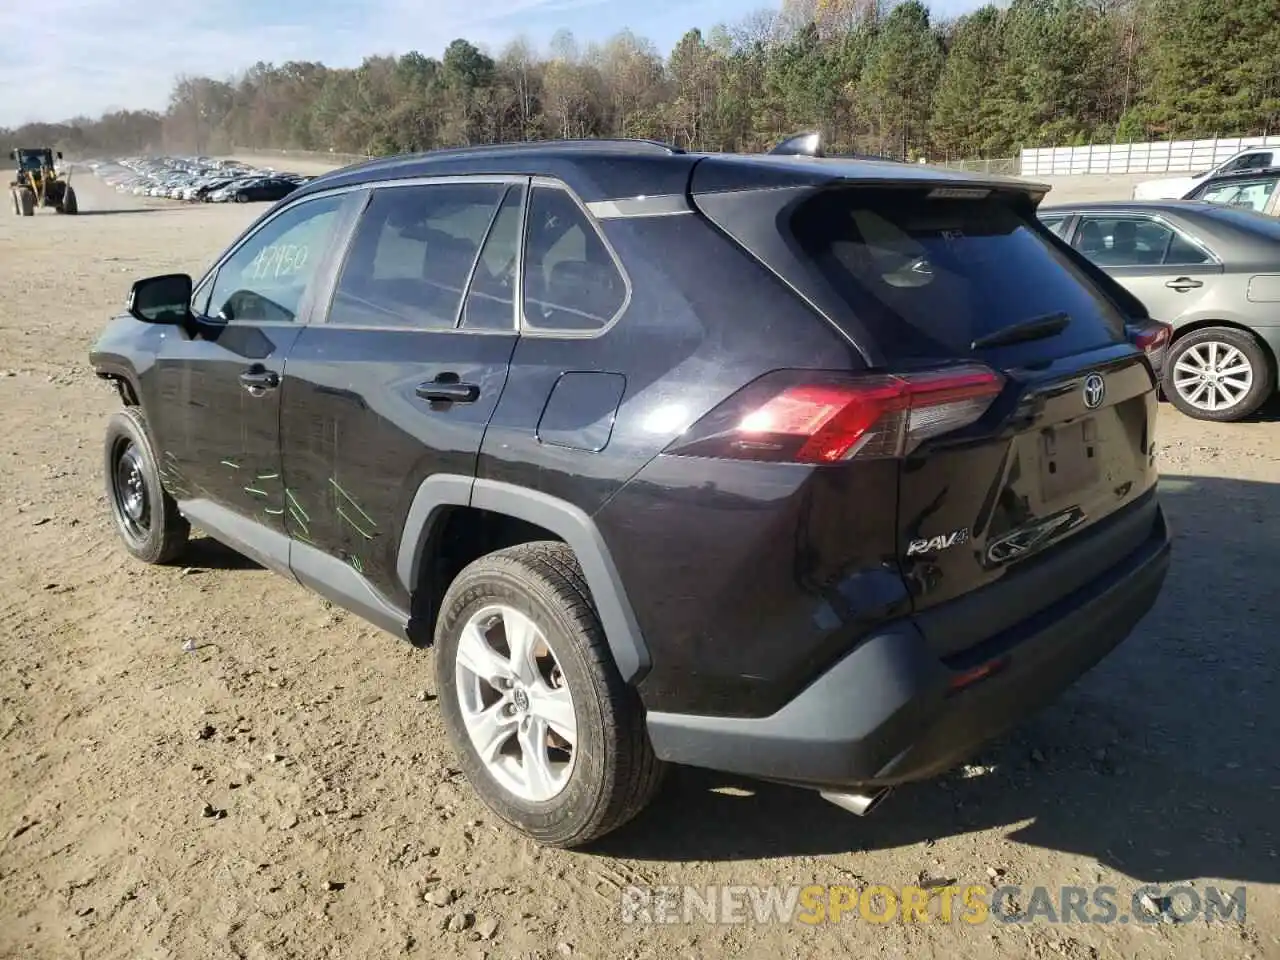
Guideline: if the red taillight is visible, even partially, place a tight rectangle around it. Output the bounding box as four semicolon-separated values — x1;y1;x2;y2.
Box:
1130;320;1172;353
665;365;1004;463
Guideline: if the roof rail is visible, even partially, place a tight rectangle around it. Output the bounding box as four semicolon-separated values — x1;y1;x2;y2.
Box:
769;131;824;158
376;138;686;165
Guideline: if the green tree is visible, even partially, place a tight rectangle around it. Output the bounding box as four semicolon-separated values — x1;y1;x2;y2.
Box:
857;0;943;156
930;6;1002;157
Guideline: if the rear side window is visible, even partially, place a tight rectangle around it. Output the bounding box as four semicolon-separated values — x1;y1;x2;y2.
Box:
461;185;524;332
790;188;1128;361
1039;214;1070;239
331;182;504;330
1222;151;1273;172
1072;215;1212;266
522;187;626;333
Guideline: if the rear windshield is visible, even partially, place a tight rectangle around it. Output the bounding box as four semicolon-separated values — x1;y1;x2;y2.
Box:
790;187;1129;361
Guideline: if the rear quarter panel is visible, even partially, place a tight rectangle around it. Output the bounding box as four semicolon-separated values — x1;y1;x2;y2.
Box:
477;210;860;515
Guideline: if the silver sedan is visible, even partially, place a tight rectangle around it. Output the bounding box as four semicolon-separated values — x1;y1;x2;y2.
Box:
1039;200;1280;421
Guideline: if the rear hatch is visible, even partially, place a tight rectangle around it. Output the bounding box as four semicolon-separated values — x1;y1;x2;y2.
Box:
691;165;1161;657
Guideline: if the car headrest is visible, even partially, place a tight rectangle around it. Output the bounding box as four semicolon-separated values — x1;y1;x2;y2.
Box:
1078;220;1104;253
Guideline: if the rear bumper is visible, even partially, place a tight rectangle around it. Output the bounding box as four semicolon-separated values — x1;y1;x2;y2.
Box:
645;503;1171;790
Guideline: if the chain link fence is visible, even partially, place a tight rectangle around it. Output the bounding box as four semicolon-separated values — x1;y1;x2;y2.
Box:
929;157;1021;176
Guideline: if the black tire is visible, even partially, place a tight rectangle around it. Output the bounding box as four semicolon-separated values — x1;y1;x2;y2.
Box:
60;186;77;215
18;188;34;216
1163;326;1274;422
103;407;190;564
434;542;665;848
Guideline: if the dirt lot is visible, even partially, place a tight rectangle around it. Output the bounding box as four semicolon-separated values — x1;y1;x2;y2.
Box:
1;164;1277;960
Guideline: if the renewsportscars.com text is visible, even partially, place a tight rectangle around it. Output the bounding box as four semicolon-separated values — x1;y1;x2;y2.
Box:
620;883;1247;926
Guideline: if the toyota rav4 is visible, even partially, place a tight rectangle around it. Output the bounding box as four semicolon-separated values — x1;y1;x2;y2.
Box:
89;137;1172;848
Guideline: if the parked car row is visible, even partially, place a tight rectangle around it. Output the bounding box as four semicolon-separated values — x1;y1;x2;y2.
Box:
84;156;311;204
1041;176;1280;421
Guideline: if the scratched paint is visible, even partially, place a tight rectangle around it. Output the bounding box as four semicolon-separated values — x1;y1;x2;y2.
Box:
286;488;314;544
329;478;377;541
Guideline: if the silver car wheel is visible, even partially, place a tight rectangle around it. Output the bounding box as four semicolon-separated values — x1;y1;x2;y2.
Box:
454;603;577;803
1172;340;1254;413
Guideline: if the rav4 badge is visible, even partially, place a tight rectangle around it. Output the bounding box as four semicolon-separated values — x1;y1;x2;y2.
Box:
906;528;971;557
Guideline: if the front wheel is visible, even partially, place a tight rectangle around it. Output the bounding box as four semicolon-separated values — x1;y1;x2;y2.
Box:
103;408;190;563
434;542;665;848
1163;326;1274;422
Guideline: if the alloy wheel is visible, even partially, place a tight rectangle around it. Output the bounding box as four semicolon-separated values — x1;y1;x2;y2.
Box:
1172;340;1254;414
453;603;577;803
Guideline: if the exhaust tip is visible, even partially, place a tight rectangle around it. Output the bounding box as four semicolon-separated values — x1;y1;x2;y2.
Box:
820;788;891;817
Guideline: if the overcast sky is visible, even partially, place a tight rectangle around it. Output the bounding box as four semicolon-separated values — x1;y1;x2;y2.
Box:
0;0;986;128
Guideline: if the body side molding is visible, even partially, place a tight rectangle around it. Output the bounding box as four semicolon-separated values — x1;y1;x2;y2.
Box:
183;498;412;641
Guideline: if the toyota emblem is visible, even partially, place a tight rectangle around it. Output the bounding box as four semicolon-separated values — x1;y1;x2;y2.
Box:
1083;373;1106;409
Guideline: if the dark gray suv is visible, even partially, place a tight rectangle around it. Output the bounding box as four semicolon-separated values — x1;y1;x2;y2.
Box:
90;138;1172;847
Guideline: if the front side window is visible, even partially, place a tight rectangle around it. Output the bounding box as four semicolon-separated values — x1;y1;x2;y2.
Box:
330;182;505;330
1072;215;1211;267
521;187;626;333
204;194;345;323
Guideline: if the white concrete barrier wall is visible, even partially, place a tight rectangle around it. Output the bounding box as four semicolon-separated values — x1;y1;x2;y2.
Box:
1020;135;1280;177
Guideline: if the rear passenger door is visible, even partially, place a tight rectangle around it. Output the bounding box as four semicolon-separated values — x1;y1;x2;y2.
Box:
1070;212;1223;322
279;177;524;611
477;179;633;510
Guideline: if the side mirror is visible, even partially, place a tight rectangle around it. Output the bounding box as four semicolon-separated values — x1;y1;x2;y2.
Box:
56;151;63;160
127;274;193;324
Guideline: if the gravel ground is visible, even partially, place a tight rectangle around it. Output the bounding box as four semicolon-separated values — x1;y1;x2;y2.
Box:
0;164;1276;960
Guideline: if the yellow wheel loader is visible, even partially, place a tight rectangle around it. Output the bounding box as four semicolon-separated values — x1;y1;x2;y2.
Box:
9;148;77;216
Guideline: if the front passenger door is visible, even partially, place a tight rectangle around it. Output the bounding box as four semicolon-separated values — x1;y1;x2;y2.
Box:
144;192;353;554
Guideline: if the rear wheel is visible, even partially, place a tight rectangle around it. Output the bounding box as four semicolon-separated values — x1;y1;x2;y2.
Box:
434;542;665;848
1164;326;1274;422
103;408;190;564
